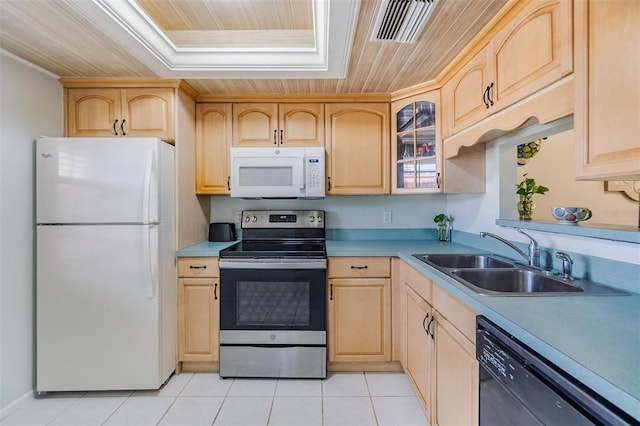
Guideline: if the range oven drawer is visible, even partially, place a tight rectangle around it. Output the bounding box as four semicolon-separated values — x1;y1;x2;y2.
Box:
220;345;327;379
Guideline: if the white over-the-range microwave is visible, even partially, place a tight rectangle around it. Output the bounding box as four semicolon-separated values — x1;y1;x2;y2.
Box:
229;147;325;199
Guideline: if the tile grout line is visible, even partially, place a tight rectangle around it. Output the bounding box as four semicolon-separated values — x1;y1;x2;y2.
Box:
364;372;381;426
154;372;194;425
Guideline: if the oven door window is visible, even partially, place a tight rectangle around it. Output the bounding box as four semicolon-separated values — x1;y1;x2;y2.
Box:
220;268;326;331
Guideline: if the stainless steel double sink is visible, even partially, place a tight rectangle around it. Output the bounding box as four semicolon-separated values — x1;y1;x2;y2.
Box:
412;254;626;296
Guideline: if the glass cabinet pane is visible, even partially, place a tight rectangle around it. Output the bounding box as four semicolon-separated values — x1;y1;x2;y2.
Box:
397;104;415;132
396;161;416;189
416;129;436;158
397;133;414;159
415;101;435;128
416;159;438;188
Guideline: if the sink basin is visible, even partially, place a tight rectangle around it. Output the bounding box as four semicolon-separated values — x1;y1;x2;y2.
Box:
450;269;583;295
413;253;514;269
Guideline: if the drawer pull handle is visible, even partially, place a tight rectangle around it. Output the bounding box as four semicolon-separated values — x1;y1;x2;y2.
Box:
214;282;218;300
113;119;119;135
330;283;333;300
121;119;126;136
189;265;207;269
350;265;368;270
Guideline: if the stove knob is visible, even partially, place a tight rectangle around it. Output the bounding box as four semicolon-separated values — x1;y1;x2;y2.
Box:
251;216;258;222
317;215;323;223
243;216;250;223
309;216;315;223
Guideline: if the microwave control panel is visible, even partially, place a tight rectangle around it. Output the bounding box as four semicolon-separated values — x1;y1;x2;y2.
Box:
305;155;325;197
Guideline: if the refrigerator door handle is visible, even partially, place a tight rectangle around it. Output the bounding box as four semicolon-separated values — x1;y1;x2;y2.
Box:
143;225;158;299
142;149;158;224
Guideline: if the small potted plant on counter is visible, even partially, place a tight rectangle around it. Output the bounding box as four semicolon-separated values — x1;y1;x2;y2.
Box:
516;173;549;220
433;213;451;241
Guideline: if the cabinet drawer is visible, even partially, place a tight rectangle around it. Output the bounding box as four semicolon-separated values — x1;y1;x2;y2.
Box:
403;264;432;303
177;257;219;278
432;284;477;343
328;257;391;278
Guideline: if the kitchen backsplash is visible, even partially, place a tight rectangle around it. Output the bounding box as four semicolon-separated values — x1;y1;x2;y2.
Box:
209;194;447;229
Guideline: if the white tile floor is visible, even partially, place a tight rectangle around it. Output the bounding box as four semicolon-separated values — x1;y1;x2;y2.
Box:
0;372;430;426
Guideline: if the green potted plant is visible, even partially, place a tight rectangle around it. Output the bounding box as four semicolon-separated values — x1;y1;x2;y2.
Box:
433;213;451;241
515;173;549;220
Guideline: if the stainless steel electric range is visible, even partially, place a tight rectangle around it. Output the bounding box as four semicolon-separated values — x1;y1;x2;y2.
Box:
218;210;327;379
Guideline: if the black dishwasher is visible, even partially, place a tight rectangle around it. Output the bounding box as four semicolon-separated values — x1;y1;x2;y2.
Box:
476;316;636;425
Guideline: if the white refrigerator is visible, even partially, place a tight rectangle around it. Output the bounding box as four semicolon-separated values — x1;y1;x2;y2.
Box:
35;137;176;392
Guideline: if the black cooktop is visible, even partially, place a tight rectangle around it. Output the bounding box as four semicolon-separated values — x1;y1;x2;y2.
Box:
219;240;326;259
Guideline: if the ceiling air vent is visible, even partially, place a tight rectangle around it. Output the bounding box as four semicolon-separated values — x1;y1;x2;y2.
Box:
371;0;438;43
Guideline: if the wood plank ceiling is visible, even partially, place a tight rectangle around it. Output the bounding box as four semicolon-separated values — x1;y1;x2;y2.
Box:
0;0;507;95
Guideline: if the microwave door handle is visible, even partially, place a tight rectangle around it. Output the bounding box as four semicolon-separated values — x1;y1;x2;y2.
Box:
298;161;305;189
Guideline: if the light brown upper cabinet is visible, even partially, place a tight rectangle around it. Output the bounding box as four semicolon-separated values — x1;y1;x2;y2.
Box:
232;103;324;147
66;87;175;141
442;0;573;138
574;0;640;180
195;103;232;194
325;103;390;195
442;46;493;138
392;91;442;193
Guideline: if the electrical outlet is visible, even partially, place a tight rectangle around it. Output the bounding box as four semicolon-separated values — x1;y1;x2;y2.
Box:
383;211;392;224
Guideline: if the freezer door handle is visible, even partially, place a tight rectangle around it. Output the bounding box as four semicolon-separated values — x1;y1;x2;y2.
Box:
142;149;158;224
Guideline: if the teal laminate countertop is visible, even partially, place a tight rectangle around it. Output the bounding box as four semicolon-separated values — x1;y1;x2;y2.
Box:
176;240;238;256
177;237;640;420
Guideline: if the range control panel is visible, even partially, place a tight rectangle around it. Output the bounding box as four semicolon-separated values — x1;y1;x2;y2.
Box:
241;210;325;228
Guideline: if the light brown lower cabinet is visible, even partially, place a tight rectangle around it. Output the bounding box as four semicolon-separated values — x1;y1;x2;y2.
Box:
399;260;479;425
327;257;392;363
405;285;434;414
433;311;479;426
177;257;219;370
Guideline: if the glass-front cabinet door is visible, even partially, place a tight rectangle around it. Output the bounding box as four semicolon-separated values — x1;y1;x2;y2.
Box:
392;91;442;193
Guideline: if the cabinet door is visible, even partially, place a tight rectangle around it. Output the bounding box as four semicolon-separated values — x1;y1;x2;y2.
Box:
327;278;391;362
325;103;390;194
405;285;434;420
232;103;279;146
279;103;325;146
434;313;478;426
66;88;120;137
491;0;573;109
121;88;175;140
178;278;219;362
441;46;492;137
574;0;640;180
196;103;232;194
392;92;442;194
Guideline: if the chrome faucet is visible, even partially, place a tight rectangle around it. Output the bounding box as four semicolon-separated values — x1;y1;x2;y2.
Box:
556;252;573;279
480;229;540;267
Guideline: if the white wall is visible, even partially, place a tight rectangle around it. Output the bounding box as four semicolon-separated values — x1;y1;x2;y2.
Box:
0;51;62;414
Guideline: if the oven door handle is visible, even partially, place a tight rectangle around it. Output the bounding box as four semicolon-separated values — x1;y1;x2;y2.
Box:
219;259;327;269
